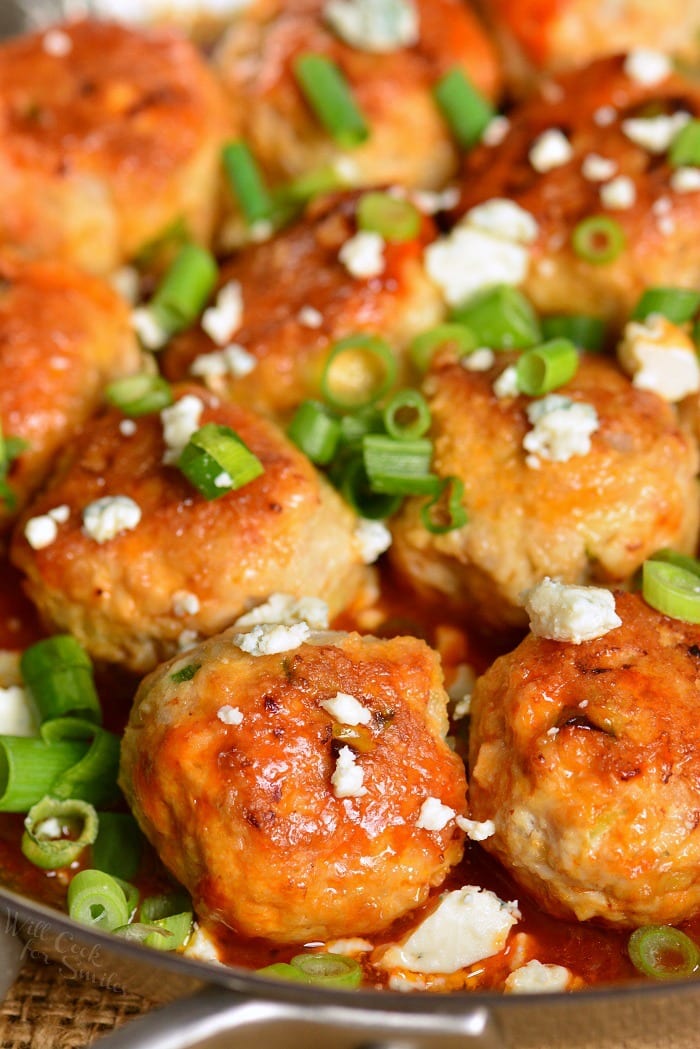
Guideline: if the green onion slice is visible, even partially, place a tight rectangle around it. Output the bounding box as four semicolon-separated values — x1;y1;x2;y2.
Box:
21;796;98;870
631;286;700;325
356;191;421;242
177;423;264;501
382;389;431;441
338;406;385;449
170;663;201;684
0;737;89;813
114;913;193;952
433;68;495;150
20;635;101;725
41;718;120;808
362;435;440;495
68;869;131;932
409;323;477;372
149;244;218;337
337;456;402;520
222;140;275;226
321;335;397;410
642;560;700;623
287;401;341;465
648;548;700;577
105;374;173;417
293;53;369;149
669;119;700;168
515;338;579;396
92;812;143;881
255;962;307;982
139;891;192;923
451;285;541;350
541;314;606;352
290;952;362;989
628;925;700;980
420;476;467;534
571;215;626;264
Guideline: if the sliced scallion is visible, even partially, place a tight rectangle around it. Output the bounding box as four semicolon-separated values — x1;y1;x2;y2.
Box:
105;374;173;417
0;737;89;813
20;635;101;725
642;560;700;623
628;925;700;980
409;323;477;372
571;215;626;264
40;718;120;808
321;335;397;411
149;243;218;337
92;812;143;881
451;285;541;350
420;476;467;534
515;338;579;396
648;548;700;577
356;191;420;242
177;423;264;501
68;869;131;932
21;796;98;870
255;962;307;982
337;456;402;520
222;140;276;226
433;68;494;150
541;314;606;352
382;389;431;441
287;401;341;465
631;286;700;325
362;435;439;495
289;952;362;988
293;53;369;148
669;119;700;168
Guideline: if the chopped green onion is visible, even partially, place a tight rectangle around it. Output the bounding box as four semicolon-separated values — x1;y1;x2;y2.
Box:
433;68;495;150
409;323;477;372
0;423;27;511
515;338;579;396
648;548;700;577
420;476;467;534
114;876;140;919
0;738;89;812
293;53;369;148
134;216;189;270
571;215;626;264
628;926;699;980
338;406;385;448
149;243;218;337
21;796;98;870
135;894;193;951
170;663;201;684
541;314;606;352
222;140;276;226
139;892;192;923
177;423;264;501
118;912;193;952
336;456;402;520
631;287;700;325
356;191;420;242
321;335;397;410
92;812;143;881
642;560;700;623
68;869;131;932
281;166;343;203
113;922;169;945
451;285;541;350
105;374;173;417
362;435;439;495
669;119;700;168
287;401;341;465
40;718;120;808
20;636;101;725
382;389;431;440
255;963;307;982
289;953;362;989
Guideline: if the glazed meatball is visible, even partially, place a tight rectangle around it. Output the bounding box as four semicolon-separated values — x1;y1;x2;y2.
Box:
0;256;140;536
389;350;699;634
447;55;700;328
120;628;467;943
10;385;367;672
163;191;443;420
0;20;229;273
214;0;500;194
469;590;700;928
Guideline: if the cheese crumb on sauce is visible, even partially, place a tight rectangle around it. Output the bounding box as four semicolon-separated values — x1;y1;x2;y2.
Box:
528;129;573;173
234;621;310;656
119;418;138;437
377;887;520;974
493;365;519;399
524;578;622;644
297;305;324;329
323;0;419;52
621;111;690;153
523;395;599;466
160;394;204;464
623;49;672;87
320;691;372;726
191;344;257;380
581;153;617;182
331;746;367;798
461;348;495;372
233;594;329;631
339;231;386;279
201;281;244;346
416;797;456;831
671;167;700;194
455;815;495;842
600;175;636;210
42;29;73;56
618;315;700;401
82;496;142;544
505;959;572;994
217;705;244;726
131;305;169;350
481;115;510;147
355;518;392;563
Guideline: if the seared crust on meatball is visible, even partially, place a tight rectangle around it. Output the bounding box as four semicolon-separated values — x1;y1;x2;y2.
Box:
451;55;700;327
0;20;229;273
10;385;367;672
120;629;467;943
469;591;700;927
214;0;500;193
163;191;443;419
390;351;699;633
0;256;140;534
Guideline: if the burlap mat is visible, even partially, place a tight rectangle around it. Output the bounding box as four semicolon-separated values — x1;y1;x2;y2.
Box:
0;954;157;1048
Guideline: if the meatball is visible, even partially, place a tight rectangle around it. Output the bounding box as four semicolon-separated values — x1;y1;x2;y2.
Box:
448;55;700;328
389;350;699;634
163;191;443;420
0;19;229;273
119;628;467;943
0;256;140;536
10;385;367;672
213;0;500;194
469;590;700;928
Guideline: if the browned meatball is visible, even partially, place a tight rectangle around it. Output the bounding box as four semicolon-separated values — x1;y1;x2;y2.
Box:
0;256;140;536
0;20;229;273
120;628;467;943
448;55;700;328
163;191;443;420
214;0;500;194
389;350;699;634
469;590;700;928
10;385;367;672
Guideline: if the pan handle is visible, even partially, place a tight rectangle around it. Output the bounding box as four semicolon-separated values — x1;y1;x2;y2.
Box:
94;985;505;1049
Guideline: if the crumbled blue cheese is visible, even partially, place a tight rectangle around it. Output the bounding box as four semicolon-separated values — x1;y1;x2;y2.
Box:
621;111;690;153
523;396;599;465
481;115;510;147
339;231;386;279
671;167;700;193
466;199;539;245
593;105;617;127
42;28;72;55
331;746;367;798
600;175;636;210
623;49;672;87
201;282;244;346
82;496;142;543
297;305;324;329
493;365;519;399
24;504;69;550
119;419;138;437
524;578;622;644
618;315;700;401
581;153;617;182
412;186;460;215
323;0;419;52
528;129;573;173
505;959;572;994
217;705;244;726
321;691;372;725
416;797;456;831
0;685;39;737
455;815;495;842
462;348;495;372
131;306;169;350
181;923;222;965
161;394;204;465
172;590;200;617
234;594;329;631
191;344;257;381
214;471;232;488
355;518;392;563
234;621;310;656
378;887;520;974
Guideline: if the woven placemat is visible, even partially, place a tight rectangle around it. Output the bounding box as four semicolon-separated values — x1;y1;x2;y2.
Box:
0;954;158;1048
